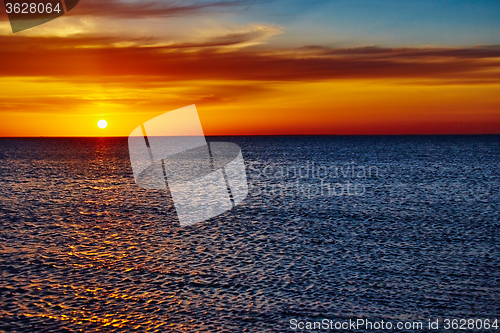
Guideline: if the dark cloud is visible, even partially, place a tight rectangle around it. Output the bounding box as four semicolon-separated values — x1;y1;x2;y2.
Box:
298;45;500;59
1;35;499;83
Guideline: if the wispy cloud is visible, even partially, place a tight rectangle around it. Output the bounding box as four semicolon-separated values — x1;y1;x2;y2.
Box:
69;0;266;18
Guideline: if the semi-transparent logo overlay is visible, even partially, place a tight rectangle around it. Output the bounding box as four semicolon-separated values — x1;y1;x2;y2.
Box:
128;105;248;227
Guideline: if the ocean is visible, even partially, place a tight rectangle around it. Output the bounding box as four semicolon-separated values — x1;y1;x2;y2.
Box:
0;136;498;332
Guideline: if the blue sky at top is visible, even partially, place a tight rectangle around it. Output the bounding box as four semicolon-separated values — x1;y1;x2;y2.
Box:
226;0;500;47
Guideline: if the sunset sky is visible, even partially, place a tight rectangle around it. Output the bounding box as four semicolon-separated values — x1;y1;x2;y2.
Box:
1;0;499;136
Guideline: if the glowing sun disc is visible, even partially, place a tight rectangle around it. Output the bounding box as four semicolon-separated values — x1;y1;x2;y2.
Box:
97;119;108;129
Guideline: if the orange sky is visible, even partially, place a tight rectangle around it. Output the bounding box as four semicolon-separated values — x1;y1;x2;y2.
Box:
0;1;499;136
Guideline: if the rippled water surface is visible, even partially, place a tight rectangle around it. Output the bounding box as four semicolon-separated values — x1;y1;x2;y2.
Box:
0;136;499;332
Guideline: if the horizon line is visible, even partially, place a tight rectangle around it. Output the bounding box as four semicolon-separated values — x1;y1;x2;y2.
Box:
1;133;499;138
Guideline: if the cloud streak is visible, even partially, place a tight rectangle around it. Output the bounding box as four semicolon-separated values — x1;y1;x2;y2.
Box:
1;35;499;84
69;0;264;18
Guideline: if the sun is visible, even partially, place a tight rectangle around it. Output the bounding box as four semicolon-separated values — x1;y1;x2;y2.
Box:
97;119;108;129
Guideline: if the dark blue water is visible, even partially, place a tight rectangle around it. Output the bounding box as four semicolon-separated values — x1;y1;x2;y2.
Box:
0;136;498;332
